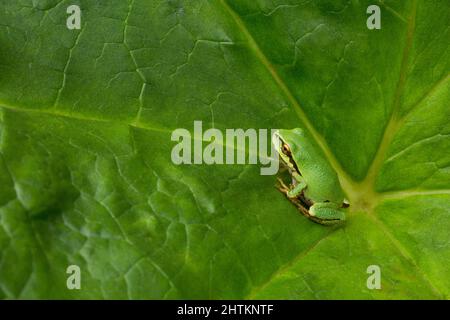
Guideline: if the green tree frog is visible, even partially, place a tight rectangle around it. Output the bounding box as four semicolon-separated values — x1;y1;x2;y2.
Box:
273;128;348;225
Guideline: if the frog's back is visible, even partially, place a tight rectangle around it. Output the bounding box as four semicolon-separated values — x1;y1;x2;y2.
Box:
279;128;344;203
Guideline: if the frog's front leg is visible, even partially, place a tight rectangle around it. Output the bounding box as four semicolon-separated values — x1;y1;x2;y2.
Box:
309;202;346;224
276;173;306;199
287;172;306;198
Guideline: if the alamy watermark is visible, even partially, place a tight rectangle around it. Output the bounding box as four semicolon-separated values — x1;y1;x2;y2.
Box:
66;265;81;290
367;5;381;30
366;265;381;289
171;121;280;175
66;5;81;30
66;4;380;32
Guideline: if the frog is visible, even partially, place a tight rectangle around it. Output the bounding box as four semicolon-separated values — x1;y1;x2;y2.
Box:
273;128;348;225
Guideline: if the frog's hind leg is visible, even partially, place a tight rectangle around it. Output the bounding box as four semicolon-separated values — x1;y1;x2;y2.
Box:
309;202;346;224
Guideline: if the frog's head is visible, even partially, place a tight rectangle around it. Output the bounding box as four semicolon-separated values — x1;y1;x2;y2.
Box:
273;129;302;173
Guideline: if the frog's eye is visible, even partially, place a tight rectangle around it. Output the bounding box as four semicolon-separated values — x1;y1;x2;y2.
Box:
282;143;291;154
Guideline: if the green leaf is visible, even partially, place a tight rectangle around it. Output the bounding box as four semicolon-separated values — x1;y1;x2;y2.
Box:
0;0;448;299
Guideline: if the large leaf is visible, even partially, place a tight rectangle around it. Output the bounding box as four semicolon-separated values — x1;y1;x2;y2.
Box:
0;0;448;299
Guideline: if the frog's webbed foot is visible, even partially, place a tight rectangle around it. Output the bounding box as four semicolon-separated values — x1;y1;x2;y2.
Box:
342;199;350;208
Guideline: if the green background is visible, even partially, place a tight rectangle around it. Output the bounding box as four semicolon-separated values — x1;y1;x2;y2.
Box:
0;0;448;299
